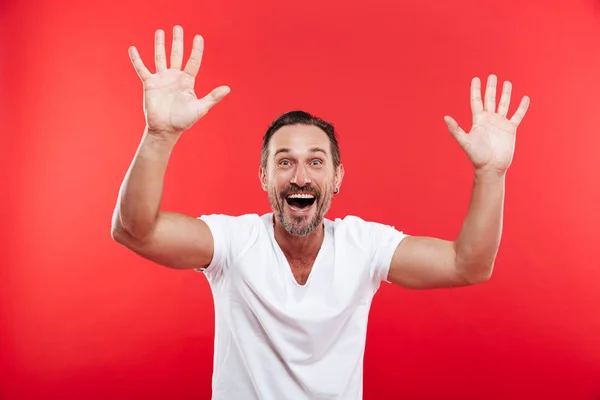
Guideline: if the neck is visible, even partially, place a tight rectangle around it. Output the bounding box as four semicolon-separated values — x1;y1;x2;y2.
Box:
272;215;324;260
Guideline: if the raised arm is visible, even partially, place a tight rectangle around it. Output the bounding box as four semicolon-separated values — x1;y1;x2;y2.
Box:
111;25;230;270
387;74;530;289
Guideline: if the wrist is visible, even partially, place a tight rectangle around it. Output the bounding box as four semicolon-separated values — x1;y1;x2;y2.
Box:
141;127;181;155
144;126;182;143
474;166;507;178
146;125;183;135
473;167;507;185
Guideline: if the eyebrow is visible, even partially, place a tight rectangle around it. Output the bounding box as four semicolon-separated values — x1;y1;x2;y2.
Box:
274;147;328;157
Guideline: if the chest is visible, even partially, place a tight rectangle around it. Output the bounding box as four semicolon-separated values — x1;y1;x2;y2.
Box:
286;255;317;286
225;250;370;327
226;239;373;305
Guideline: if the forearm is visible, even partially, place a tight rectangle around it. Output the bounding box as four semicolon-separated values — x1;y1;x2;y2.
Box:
454;168;506;282
112;128;181;240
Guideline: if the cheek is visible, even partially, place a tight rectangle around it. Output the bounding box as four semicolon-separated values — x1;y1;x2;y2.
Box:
321;175;336;189
267;179;284;198
271;173;291;188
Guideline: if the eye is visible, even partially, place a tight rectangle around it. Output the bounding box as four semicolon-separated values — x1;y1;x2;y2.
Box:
310;159;323;166
279;159;291;166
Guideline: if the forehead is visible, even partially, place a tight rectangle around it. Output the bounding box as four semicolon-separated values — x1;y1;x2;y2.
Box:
268;124;330;155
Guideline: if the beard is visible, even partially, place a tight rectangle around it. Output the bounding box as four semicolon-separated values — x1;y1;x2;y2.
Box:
268;182;334;236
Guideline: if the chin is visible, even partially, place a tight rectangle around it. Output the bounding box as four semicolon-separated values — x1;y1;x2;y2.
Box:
279;206;322;236
269;190;333;236
284;221;319;236
283;222;319;237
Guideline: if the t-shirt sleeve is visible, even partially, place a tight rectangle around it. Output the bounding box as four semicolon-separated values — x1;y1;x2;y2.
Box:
369;221;409;289
193;213;257;281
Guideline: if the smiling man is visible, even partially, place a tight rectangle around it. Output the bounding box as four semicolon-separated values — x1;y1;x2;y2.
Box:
263;120;338;239
111;26;530;400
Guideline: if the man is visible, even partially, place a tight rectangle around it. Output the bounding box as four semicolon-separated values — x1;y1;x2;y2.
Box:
111;25;530;400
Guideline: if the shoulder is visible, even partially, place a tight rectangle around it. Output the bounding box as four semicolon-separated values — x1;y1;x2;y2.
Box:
327;215;376;247
199;212;263;229
199;212;272;240
329;214;386;233
194;213;271;275
200;212;262;223
328;214;407;244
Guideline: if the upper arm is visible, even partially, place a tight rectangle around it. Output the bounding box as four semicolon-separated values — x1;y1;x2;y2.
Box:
387;236;473;290
112;211;215;270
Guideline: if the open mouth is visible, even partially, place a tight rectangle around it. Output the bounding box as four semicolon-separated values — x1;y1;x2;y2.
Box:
285;193;316;211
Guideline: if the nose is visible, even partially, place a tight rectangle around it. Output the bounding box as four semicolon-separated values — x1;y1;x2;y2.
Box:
290;164;312;187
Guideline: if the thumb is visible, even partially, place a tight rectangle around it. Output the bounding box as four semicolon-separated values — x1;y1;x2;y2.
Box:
444;115;467;146
195;85;231;115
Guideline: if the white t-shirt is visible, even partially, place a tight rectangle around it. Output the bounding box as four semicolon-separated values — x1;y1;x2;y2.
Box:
196;212;407;400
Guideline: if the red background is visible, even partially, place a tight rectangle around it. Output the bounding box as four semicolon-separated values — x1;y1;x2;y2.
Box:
2;0;600;398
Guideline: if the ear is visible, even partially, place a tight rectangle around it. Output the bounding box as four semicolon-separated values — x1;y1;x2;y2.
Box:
334;164;345;193
258;165;268;192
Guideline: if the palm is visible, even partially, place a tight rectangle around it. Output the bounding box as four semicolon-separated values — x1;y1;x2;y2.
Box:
445;75;530;172
466;112;516;170
128;26;230;135
144;70;200;132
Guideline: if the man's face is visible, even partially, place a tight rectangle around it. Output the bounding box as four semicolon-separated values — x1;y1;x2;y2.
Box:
260;124;343;236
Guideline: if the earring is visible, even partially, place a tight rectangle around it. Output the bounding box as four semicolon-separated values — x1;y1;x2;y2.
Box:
334;188;339;194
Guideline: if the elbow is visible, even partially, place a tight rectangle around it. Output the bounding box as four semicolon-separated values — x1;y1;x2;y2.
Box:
465;270;493;285
110;211;154;247
458;261;495;285
110;220;129;244
110;207;135;245
454;246;496;285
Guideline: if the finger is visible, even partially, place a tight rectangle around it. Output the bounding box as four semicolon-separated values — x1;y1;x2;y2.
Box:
484;74;497;112
497;81;512;117
195;86;231;115
154;29;167;72
184;35;204;77
170;25;184;70
470;77;483;118
444;116;467;146
509;96;530;126
128;46;152;81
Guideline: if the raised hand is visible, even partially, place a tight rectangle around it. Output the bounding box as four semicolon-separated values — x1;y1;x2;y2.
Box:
444;75;530;173
128;25;230;136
